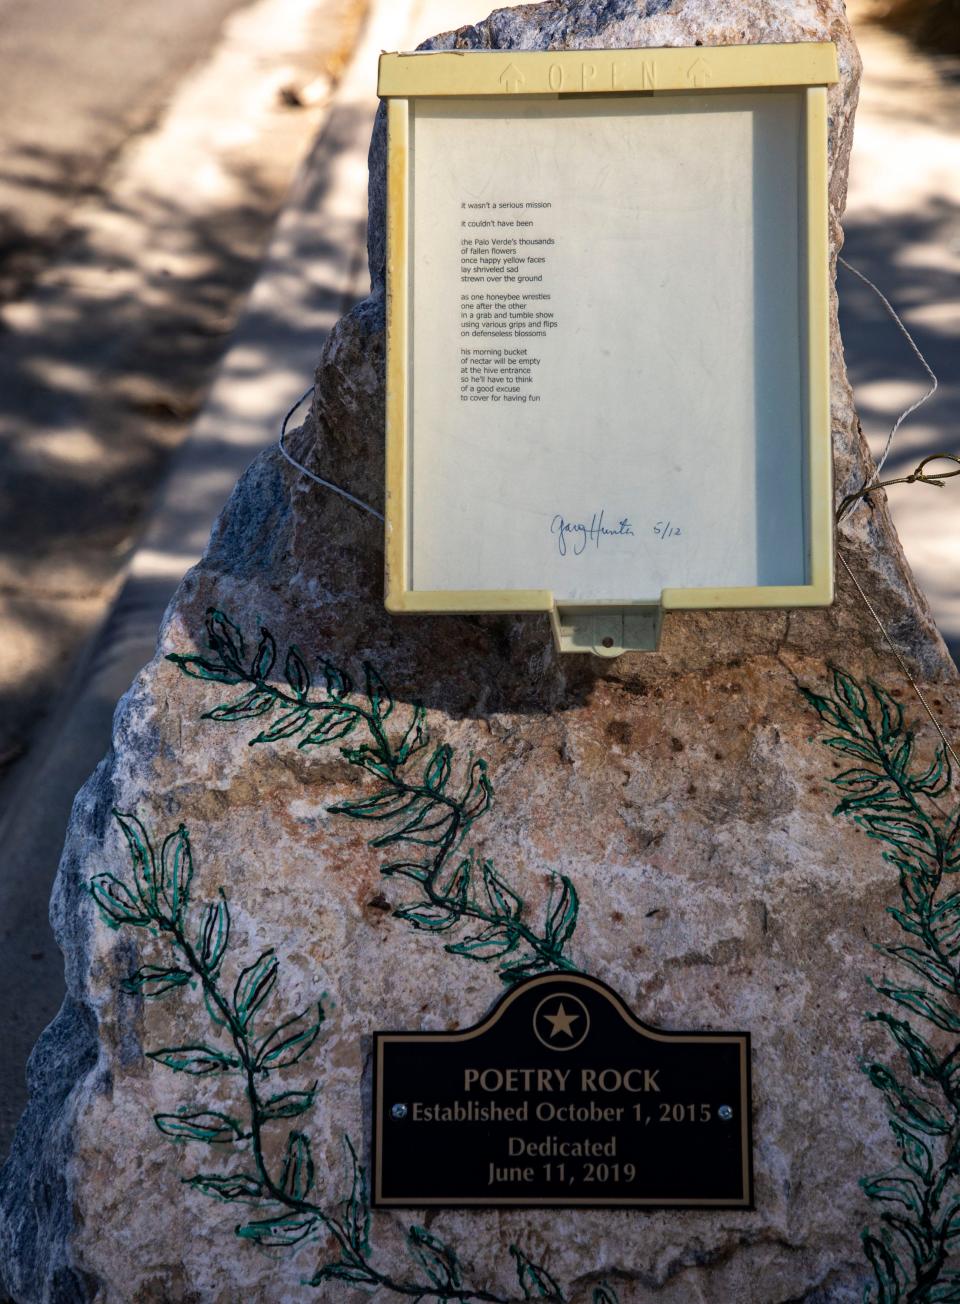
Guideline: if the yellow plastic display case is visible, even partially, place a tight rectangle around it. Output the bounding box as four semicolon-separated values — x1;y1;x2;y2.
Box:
379;45;839;656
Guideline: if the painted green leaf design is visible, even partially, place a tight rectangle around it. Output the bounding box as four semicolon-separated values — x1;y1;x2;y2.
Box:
236;1212;318;1247
298;707;357;746
250;630;276;681
113;810;156;911
874;984;960;1035
861;1174;923;1214
250;708;312;744
197;892;230;974
393;902;458;932
280;1131;314;1200
321;658;351;700
397;703;428;761
185;1172;264;1202
867;1012;940;1079
205;610;245;671
511;1245;564;1300
889;1119;933;1182
256;1005;324;1070
166;654;243;685
284;646;310;699
147;1044;240;1075
546;876;578;950
204;688;276;722
233;950;278;1028
260;1088;316;1121
447;924;518;961
862;1231;902;1304
309;1263;375;1285
424;744;452;793
593;1288;619;1304
89;874;151;928
343;1136;370;1255
867;1063;951;1135
364;661;392;722
162;824;193;925
407;1225;462;1291
154;1110;242;1144
121;965;191;998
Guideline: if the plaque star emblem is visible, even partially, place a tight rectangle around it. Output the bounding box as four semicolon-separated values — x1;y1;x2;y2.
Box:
543;1002;580;1039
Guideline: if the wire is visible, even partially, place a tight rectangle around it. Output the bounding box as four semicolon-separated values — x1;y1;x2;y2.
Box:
277;383;384;522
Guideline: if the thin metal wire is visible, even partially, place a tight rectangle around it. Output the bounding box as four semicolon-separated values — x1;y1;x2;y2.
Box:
277;383;384;522
836;257;957;770
838;254;938;480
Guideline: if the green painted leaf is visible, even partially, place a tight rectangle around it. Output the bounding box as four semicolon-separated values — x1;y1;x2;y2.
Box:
165;654;243;685
874;983;960;1034
281;1131;314;1200
147;1044;240;1075
799;686;856;733
250;630;276;681
197;892;230;974
862;1230;902;1304
867;1012;939;1078
833;768;887;792
890;736;914;779
833;668;868;719
205;986;229;1029
511;1245;565;1300
236;1212;318;1247
546;876;578;950
861;1174;923;1214
329;788;419;820
433;855;471;909
407;1225;462;1291
205;609;246;671
397;704;428;761
858;814;936;857
204;688;276;722
593;1288;619;1304
343;1135;370;1255
393;902;458;932
154;1110;241;1144
321;659;351;700
381;860;430;883
883;1210;934;1272
299;707;357;746
233;950;278;1029
250;708;312;745
309;1264;374;1285
185;1172;264;1202
424;744;452;792
865;1063;950;1135
824;736;881;763
113;810;156;911
260;1088;316;1121
871;682;905;744
463;759;494;821
447;924;519;961
121;965;191;998
889;1119;933;1181
284;646;310;699
256;1005;324;1070
482;860;523;921
89;874;150;928
364;662;393;722
368;801;455;849
911;745;952;796
162;825;193;925
878;944;956;993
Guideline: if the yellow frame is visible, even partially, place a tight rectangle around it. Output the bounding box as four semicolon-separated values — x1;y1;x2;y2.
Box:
380;45;838;654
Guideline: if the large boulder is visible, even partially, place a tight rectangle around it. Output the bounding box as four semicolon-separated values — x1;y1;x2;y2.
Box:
3;1;958;1302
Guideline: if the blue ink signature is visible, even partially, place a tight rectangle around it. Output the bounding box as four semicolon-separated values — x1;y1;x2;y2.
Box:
550;511;635;557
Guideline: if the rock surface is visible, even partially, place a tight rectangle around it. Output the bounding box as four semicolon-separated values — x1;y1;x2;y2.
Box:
3;1;959;1302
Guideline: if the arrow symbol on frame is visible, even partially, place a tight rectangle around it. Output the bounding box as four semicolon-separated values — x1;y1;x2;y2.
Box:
686;56;711;87
499;63;525;92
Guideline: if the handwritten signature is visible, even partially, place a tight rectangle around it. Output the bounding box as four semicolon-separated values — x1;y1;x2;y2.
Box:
550;511;635;557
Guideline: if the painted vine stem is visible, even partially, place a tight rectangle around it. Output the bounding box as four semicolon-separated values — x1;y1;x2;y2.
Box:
86;611;615;1299
803;670;960;1303
166;609;580;983
91;812;604;1301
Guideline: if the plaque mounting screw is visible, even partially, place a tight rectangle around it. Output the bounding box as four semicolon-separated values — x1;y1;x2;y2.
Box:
718;1105;734;1122
391;1103;409;1120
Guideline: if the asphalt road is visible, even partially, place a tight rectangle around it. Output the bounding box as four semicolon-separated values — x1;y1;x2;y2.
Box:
0;0;259;300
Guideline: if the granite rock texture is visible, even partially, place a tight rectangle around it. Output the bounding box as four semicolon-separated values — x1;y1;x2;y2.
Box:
2;1;959;1302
